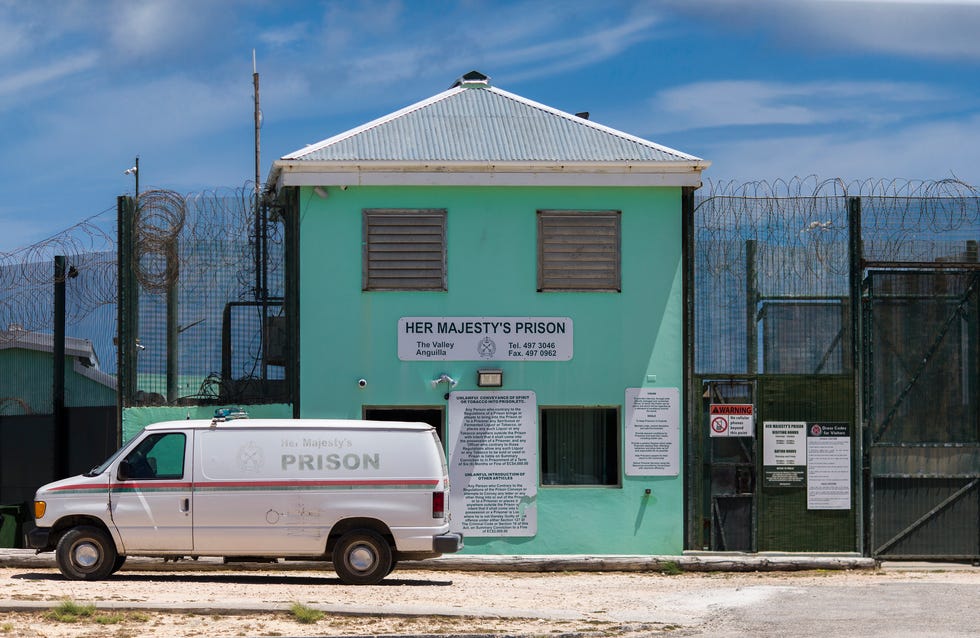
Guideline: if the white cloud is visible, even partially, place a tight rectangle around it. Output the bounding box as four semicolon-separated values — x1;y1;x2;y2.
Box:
0;52;100;98
651;79;952;130
490;11;661;83
700;112;980;185
258;22;312;48
665;0;980;60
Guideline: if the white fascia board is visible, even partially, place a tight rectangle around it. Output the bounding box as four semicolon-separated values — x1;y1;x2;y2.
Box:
73;359;118;391
273;160;710;189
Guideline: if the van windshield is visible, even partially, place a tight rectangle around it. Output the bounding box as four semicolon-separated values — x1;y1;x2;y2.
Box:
84;431;144;476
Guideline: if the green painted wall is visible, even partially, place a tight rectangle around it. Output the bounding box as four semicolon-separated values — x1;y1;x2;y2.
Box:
297;184;684;555
121;403;293;442
0;349;115;414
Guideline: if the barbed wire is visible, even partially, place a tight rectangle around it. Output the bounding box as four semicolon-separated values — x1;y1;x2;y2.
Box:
0;183;281;354
695;177;980;283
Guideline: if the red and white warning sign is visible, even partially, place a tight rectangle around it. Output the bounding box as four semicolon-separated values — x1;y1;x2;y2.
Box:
709;404;754;437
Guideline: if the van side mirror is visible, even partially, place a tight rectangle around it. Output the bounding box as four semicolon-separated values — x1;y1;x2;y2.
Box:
118;460;132;481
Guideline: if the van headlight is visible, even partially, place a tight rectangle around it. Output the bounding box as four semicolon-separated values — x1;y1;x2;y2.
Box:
34;501;46;520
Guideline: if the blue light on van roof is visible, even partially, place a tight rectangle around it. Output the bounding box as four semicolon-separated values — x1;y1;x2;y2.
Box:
213;407;249;421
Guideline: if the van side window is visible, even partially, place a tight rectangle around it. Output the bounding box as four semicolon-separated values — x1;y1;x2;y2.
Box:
121;433;186;480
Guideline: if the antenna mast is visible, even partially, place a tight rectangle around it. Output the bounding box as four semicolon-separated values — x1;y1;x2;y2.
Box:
253;49;261;197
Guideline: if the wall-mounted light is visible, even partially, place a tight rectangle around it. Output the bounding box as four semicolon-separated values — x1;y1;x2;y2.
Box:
313;186;329;199
431;373;457;389
477;368;503;387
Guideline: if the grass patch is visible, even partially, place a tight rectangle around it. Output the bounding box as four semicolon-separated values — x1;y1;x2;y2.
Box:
46;599;96;622
659;561;684;576
289;602;324;624
44;599;150;628
94;612;128;625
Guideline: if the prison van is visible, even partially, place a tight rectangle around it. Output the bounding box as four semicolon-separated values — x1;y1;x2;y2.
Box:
28;417;463;585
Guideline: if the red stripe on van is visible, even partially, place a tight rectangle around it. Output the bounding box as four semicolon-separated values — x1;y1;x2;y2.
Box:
192;479;440;490
48;483;111;492
47;479;439;493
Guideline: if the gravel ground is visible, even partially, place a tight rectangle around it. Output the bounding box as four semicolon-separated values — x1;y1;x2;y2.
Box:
0;564;978;637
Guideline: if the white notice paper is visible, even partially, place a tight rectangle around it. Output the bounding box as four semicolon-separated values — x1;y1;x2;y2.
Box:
448;391;537;537
806;423;851;510
625;387;680;476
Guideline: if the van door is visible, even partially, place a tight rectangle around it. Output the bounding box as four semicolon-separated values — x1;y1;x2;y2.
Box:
109;431;193;552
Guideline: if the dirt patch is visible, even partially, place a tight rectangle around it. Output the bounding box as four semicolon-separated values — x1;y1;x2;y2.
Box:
0;565;977;637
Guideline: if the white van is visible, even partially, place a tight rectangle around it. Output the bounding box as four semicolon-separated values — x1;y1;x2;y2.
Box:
28;416;463;585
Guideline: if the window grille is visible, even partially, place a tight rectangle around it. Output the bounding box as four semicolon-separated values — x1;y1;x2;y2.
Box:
363;209;447;291
537;210;621;291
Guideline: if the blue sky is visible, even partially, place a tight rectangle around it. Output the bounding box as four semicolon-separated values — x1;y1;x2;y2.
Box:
1;0;979;253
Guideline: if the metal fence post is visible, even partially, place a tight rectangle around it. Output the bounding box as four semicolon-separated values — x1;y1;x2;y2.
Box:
53;255;68;478
848;195;865;555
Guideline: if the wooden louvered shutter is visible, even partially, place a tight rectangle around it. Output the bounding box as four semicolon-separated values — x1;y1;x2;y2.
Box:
537;210;621;291
363;209;447;291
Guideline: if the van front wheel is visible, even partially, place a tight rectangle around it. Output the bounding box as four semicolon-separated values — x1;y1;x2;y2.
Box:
56;526;118;581
332;529;392;585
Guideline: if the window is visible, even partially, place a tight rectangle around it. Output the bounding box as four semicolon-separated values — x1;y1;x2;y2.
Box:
537;210;621;291
121;432;186;480
363;209;447;291
540;407;620;486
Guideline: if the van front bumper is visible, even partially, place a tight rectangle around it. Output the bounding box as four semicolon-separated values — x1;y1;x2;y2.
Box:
26;527;53;551
433;531;463;553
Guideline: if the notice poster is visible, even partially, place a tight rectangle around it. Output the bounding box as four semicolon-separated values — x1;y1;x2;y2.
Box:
763;421;806;487
709;404;754;437
806;422;851;510
625;387;680;476
448;391;537;537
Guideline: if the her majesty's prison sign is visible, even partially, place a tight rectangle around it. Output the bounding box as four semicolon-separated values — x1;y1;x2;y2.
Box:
398;317;573;361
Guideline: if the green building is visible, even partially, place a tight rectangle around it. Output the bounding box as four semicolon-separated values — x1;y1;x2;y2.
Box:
267;72;708;555
0;324;116;415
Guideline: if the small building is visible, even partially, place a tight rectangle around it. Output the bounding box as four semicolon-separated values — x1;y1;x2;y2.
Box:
268;71;709;554
0;324;117;506
0;324;116;415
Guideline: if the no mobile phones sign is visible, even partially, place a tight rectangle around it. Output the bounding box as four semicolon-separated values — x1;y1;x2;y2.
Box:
709;404;754;437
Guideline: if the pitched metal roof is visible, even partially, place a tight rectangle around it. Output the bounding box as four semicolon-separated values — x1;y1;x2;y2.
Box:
271;71;708;188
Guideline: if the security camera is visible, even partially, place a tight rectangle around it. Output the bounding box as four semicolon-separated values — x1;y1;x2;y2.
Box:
357;378;367;388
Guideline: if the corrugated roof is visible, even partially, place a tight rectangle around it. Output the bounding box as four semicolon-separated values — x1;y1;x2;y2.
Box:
285;82;701;164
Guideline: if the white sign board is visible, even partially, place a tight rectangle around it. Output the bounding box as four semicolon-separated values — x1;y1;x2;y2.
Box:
763;421;807;487
625;387;680;476
763;421;806;466
806;423;851;510
709;404;754;437
448;391;537;537
398;317;572;361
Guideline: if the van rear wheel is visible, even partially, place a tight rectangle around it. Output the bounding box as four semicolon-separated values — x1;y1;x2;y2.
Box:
332;529;392;585
56;526;117;581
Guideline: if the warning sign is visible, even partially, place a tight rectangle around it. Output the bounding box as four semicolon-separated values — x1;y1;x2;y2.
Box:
708;404;754;437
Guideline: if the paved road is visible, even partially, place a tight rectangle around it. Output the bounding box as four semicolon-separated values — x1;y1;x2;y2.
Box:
699;577;980;637
0;552;977;636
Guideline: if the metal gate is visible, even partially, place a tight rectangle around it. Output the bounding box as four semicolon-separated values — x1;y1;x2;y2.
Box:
688;179;980;559
865;269;980;559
